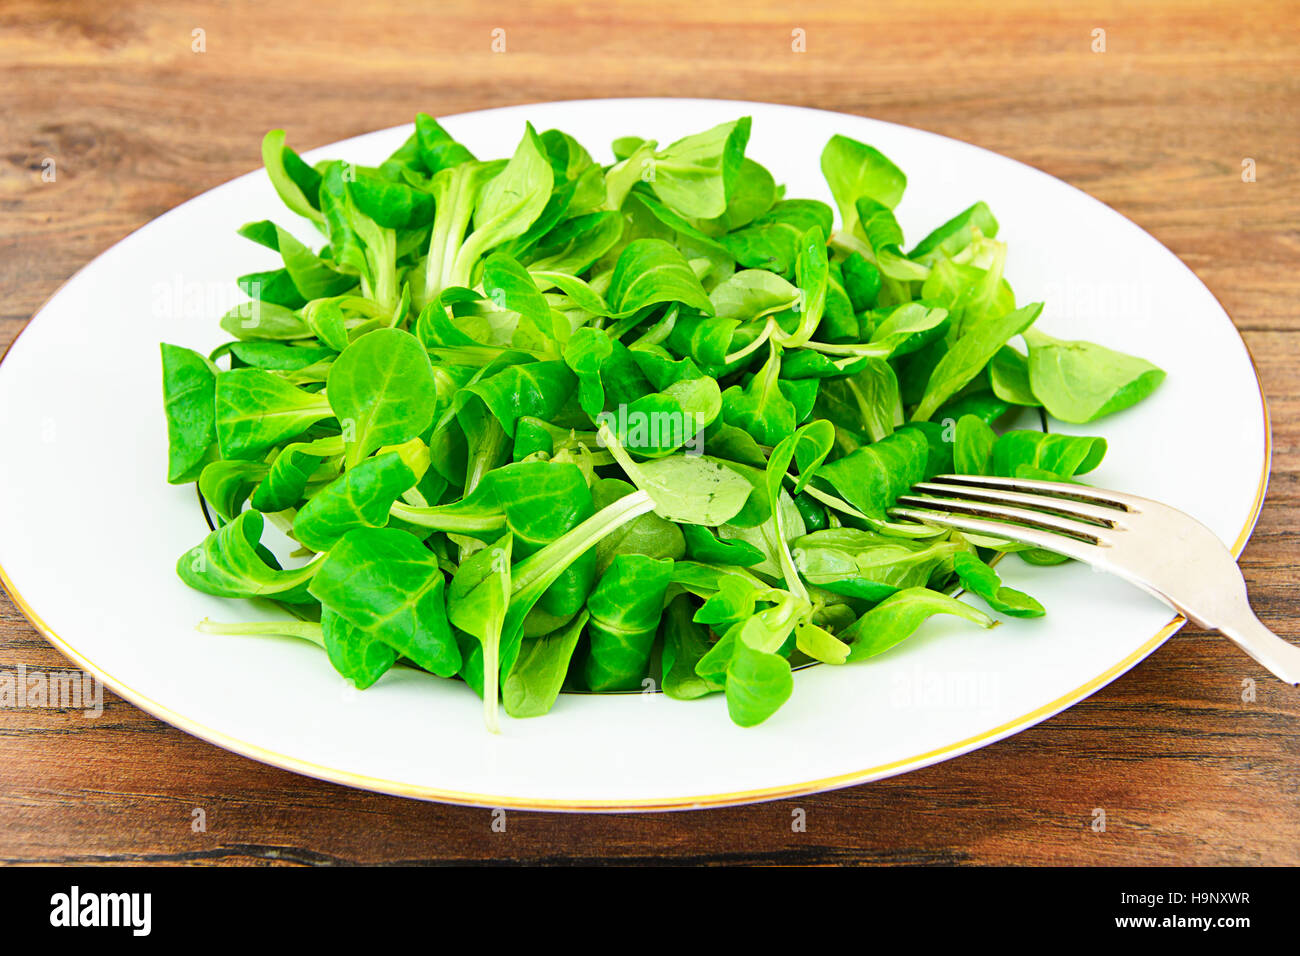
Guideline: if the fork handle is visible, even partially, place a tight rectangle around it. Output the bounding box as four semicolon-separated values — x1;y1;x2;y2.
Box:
1212;609;1300;686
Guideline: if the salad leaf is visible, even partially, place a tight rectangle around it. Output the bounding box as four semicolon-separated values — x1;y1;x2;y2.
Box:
583;554;675;691
327;328;439;468
1023;329;1166;423
215;368;334;460
820;134;907;233
449;533;513;729
953;552;1045;618
502;610;587;718
178;510;317;603
293;452;415;551
162;344;219;483
322;607;398;690
606;239;714;316
841;588;993;661
912;302;1043;422
170;112;1169;731
992;430;1106;480
309;527;461;677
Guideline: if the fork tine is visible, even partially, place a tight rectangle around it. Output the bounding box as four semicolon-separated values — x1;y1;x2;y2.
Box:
895;495;1113;545
887;506;1104;562
912;481;1127;528
933;474;1141;512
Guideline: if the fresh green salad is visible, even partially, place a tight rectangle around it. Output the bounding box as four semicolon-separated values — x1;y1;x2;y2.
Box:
161;113;1165;729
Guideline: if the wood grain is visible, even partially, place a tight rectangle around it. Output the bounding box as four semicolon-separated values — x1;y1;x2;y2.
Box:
1;0;1297;865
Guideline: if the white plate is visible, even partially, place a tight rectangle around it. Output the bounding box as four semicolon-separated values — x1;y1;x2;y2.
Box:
0;98;1269;811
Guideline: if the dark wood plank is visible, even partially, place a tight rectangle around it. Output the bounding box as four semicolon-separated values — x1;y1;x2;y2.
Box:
1;0;1297;865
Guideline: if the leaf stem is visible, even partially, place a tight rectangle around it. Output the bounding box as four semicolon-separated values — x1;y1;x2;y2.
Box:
510;490;654;599
389;501;507;534
197;618;324;648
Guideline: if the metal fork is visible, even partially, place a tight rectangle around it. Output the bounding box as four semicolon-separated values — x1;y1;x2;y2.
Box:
889;474;1300;685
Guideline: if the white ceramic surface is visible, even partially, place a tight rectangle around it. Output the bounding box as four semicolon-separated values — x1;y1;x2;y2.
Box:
0;99;1269;810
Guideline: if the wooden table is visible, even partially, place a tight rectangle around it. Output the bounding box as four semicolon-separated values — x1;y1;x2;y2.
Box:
2;0;1297;865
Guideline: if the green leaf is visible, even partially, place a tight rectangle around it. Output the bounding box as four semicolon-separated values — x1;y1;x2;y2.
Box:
494;489;655;682
953;552;1045;617
725;641;793;727
853;196;906;256
603;369;722;458
820;134;907;233
709;269;799;322
250;438;333;512
583;554;674;691
1023;329;1165;423
449;533;513;730
481;252;558;341
590;478;686;572
469;361;577;438
795;620;851;665
720;346;796;445
198;460;267;524
454;123;554;278
317;161;371;280
990;344;1040;407
161;343;219;483
273;226;357;300
992;430;1106;480
681;524;764;566
562;327;614;418
807;358;901;443
215;368;334;460
841;252;882;311
414;113;477;173
222;341;333;372
954;414;996;476
293;452;415;551
661;594;722;700
719;200;833;278
841;587;993;661
764;419;835;596
600;424;754;526
815;426;931;522
701;156;776;233
327;328;439;468
177;510;317;602
321;607;397;689
526;211;623;275
219;299;313;341
647;118;750;220
502;610;587;718
261;130;323;225
309;527;461;676
912;302;1043;422
348;172;436;229
867;302;949;357
791;527;969;601
422;160;504;300
908;201;999;262
775;226;829;348
606;238;714;316
236;269;307;310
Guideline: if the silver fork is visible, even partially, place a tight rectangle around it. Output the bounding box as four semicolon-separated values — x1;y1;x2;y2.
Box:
889;474;1300;685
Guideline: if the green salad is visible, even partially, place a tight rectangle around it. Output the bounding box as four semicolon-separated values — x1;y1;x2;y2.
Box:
161;113;1165;729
